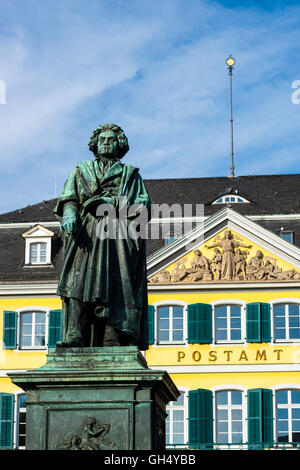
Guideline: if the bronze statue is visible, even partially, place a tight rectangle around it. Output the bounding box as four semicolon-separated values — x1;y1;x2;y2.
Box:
54;124;151;348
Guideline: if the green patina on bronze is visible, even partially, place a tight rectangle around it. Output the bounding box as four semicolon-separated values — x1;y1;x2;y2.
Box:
9;346;179;450
8;124;179;451
53;124;151;349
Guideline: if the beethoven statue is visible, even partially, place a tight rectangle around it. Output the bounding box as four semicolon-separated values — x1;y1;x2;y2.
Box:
54;124;151;349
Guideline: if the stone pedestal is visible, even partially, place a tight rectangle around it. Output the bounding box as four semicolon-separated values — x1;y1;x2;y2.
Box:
9;346;179;450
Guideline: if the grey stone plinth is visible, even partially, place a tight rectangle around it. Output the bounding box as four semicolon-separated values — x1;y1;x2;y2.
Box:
9;346;179;450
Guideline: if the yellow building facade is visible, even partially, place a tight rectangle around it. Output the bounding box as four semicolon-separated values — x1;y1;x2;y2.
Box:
1;207;300;449
145;208;300;449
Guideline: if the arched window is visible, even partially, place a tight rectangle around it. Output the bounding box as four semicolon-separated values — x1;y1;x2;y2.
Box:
215;390;244;445
16;394;26;449
156;304;185;343
214;304;243;343
212;195;250;205
166;391;188;447
276;389;300;444
19;311;47;349
273;303;300;341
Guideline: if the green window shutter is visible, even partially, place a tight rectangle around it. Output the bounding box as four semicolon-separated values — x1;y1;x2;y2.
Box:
248;388;273;449
260;303;271;343
187;303;212;344
148;305;155;345
261;389;273;444
48;309;62;348
3;311;17;349
248;388;262;447
0;393;14;449
188;389;213;449
246;303;270;343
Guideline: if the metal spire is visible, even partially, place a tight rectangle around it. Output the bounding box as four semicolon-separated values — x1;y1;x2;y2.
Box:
226;55;236;177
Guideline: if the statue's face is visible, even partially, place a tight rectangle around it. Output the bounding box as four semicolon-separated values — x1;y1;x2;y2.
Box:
97;130;119;158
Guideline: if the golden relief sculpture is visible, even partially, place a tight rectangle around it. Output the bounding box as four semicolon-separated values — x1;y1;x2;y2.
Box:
149;230;300;284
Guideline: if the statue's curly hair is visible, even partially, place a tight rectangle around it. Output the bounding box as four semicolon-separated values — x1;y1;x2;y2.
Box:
88;123;129;159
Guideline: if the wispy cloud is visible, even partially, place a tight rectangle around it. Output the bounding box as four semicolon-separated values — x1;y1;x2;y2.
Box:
0;0;300;213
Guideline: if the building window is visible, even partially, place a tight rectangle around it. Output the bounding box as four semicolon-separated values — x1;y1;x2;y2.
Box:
19;311;46;349
214;305;242;342
157;305;184;343
29;242;47;264
212;195;249;204
273;304;300;341
276;390;300;444
166;235;177;245
166;392;187;447
280;232;295;244
16;394;26;449
21;224;54;266
215;391;244;445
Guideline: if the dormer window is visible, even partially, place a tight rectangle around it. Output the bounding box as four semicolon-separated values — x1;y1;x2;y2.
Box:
212;194;250;204
21;224;55;266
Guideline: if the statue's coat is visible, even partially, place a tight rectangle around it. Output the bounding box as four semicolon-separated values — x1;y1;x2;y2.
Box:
54;158;151;350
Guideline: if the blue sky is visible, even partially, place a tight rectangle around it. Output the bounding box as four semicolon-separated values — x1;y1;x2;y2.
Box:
1;0;300;213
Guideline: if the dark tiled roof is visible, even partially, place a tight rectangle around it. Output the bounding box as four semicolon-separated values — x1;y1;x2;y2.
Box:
144;174;300;216
0;226;62;281
0;174;299;281
0;174;299;223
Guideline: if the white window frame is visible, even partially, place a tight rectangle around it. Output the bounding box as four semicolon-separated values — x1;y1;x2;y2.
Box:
166;387;189;449
212;385;247;449
270;298;300;344
211;300;246;345
29;241;47;264
152;300;188;346
212;194;250;205
16;307;49;351
13;391;26;450
272;386;300;447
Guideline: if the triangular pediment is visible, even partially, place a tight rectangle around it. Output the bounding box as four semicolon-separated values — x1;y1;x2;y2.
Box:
21;224;55;238
147;208;300;284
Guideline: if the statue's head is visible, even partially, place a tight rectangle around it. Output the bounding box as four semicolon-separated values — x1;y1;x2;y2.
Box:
88;123;129;159
224;230;232;239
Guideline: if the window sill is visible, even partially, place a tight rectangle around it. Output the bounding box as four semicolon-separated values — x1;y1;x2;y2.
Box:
22;263;54;268
213;341;245;346
272;339;300;344
16;348;47;353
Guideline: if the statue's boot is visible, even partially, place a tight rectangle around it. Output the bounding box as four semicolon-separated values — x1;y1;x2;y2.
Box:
57;298;86;348
56;333;84;348
103;324;120;347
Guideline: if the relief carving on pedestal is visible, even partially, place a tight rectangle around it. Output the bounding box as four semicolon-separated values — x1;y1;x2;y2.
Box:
149;230;300;284
61;416;115;450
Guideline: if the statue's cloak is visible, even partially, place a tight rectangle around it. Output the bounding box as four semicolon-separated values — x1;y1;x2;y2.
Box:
54;158;151;350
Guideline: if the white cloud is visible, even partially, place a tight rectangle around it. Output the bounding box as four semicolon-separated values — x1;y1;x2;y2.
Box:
1;0;300;213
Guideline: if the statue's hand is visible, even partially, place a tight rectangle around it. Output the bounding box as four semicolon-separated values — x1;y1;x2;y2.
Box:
61;217;77;235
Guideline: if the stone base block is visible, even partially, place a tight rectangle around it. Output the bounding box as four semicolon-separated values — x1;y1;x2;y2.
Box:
9;346;179;450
